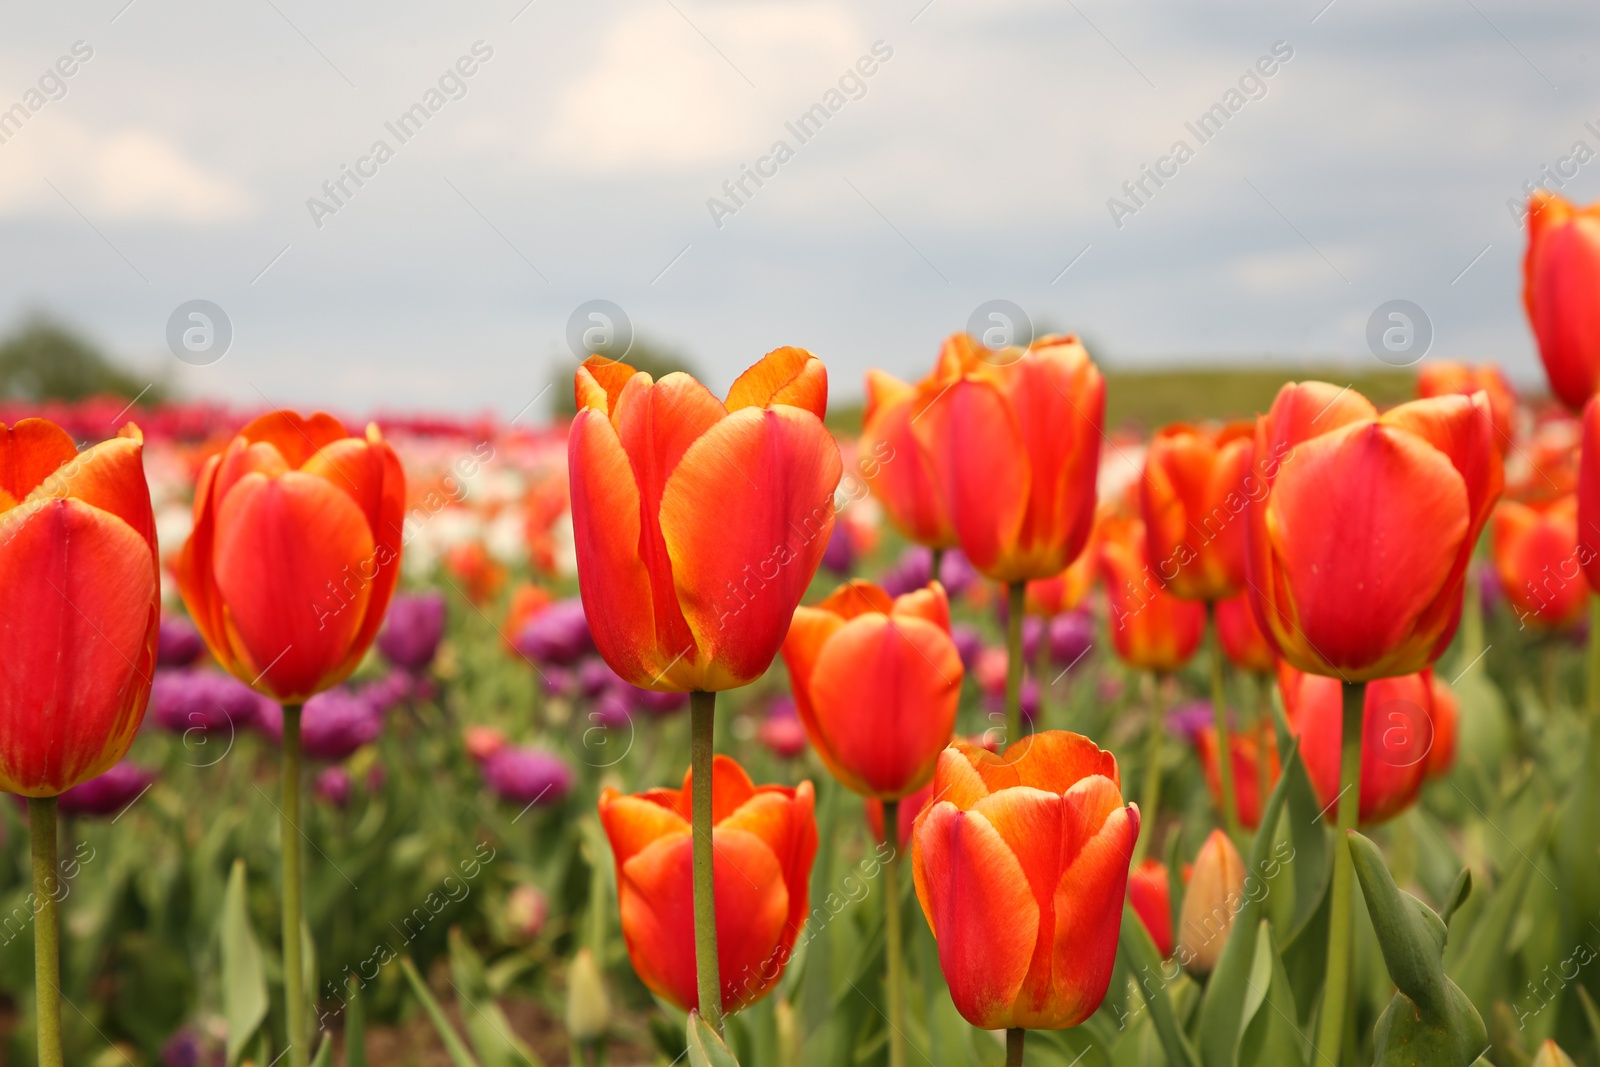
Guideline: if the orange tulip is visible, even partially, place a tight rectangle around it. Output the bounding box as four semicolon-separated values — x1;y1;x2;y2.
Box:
568;348;842;692
1024;519;1099;617
1139;421;1255;601
1215;591;1275;674
1177;829;1245;975
1277;663;1432;826
1194;719;1280;830
1417;362;1517;452
1126;859;1173;958
1099;514;1206;671
597;756;817;1014
912;334;1103;583
1575;397;1600;591
782;580;962;799
860;370;955;548
1524;192;1600;411
1246;383;1501;682
178;412;405;705
912;732;1139;1030
1490;496;1588;630
1426;674;1459;779
0;421;159;796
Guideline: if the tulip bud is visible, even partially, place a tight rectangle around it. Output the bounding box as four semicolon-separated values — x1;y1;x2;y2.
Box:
565;947;610;1043
1178;829;1245;975
1531;1040;1578;1067
505;884;549;942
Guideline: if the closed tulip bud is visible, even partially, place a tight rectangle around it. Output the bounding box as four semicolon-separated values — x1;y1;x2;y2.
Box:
1530;1040;1578;1067
783;580;962;798
913;334;1103;583
569;348;841;692
1099;514;1207;671
1278;663;1433;826
505;884;549;942
1524;192;1600;411
1195;719;1280;829
1417;362;1517;451
565;948;611;1044
1140;422;1255;601
1247;383;1501;681
861;369;957;548
0;420;160;796
1214;592;1275;674
912;732;1139;1030
1177;829;1245;975
1127;859;1174;958
177;412;405;704
598;757;817;1014
1490;496;1587;630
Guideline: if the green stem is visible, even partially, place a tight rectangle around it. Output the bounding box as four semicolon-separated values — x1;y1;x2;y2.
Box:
1034;623;1051;731
29;797;62;1067
1461;562;1485;666
1005;1027;1026;1066
930;547;945;586
1312;681;1365;1067
1207;606;1243;844
282;704;308;1067
690;691;723;1034
1254;673;1272;823
1132;673;1166;866
1006;582;1025;746
1588;595;1600;720
883;799;905;1067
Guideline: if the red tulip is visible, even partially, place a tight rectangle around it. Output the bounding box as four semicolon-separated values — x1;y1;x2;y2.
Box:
597;756;817;1014
568;348;842;692
1099;514;1206;671
1139;422;1254;601
1416;362;1517;452
1194;718;1280;830
1025;520;1099;617
1247;383;1501;681
1524;192;1600;412
912;732;1138;1030
782;580;962;799
912;334;1103;583
1426;674;1459;779
0;421;159;796
1574;397;1600;592
860;369;955;548
1215;591;1275;674
177;412;406;704
1127;860;1173;958
1277;663;1432;826
1490;496;1588;630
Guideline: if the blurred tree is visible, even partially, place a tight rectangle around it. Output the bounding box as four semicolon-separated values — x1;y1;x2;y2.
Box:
0;315;166;402
550;339;697;418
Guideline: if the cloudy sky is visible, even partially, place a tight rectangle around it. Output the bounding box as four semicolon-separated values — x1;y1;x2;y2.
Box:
1;0;1595;416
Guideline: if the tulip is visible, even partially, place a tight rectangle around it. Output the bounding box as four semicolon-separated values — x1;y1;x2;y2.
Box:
1523;191;1600;412
443;541;505;604
483;746;576;807
464;724;507;763
377;591;447;672
506;884;549;942
1578;399;1600;718
1099;515;1206;673
912;334;1103;745
1417;361;1517;451
151;668;270;738
157;615;205;668
1126;860;1173;959
1490;496;1587;630
597;756;817;1015
1048;611;1095;669
1194;718;1280;830
860;368;956;549
756;698;809;761
625;684;689;717
821;522;854;574
1139;422;1254;602
950;624;984;669
1530;1040;1578;1067
1215;592;1274;674
313;766;352;808
514;598;593;667
1277;663;1431;827
503;583;554;651
880;545;977;599
782;580;962;799
1426;674;1459;779
1177;829;1245;975
0;418;159;1067
1024;521;1099;618
912;732;1138;1040
56;762;155;818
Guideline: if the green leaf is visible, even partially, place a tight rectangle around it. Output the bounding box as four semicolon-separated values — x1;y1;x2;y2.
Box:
345;975;368;1067
400;955;483;1067
1118;900;1200;1067
686;1010;743;1067
218;859;268;1067
1236;921;1305;1067
1269;700;1332;938
310;1035;334;1067
1349;832;1487;1067
1576;984;1600;1053
1440;869;1472;927
1195;737;1299;1067
1446;809;1553;1010
449;928;544;1067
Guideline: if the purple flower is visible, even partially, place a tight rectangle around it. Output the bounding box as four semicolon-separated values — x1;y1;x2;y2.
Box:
259;689;382;761
161;1028;223;1067
514;598;593;666
315;766;353;808
628;685;688;717
591;690;634;730
482;747;575;807
758;697;808;759
376;591;446;672
983;679;1040;724
151;669;269;736
1479;560;1504;618
157;615;205;668
1021;616;1045;663
937;549;977;597
880;547;933;598
949;624;983;670
541;666;576;696
577;657;620;699
822;523;854;574
1167;700;1222;742
359;670;416;715
1049;611;1095;669
58;762;155;818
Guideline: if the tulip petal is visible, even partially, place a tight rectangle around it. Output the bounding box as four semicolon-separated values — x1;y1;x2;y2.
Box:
33;430;156;555
780;605;845;728
0;498;156;795
0;419;78;507
660;406;842;690
577;356;639;413
816;579;894;619
1005;347;1103;578
1381;394;1501;537
959;731;1121;796
890;582;951;631
677;753;760;825
913;802;1039;1030
862;375;954;547
968;786;1062;1007
722;782;818;942
1044;794;1137;1027
212;470;375;702
927;744;992;813
724;347;827;419
599;789;689;868
236;411;352;469
916;377;1030;580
